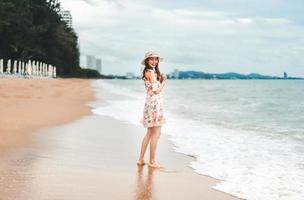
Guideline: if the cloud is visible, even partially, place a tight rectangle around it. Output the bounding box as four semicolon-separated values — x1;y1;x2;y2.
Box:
60;0;304;77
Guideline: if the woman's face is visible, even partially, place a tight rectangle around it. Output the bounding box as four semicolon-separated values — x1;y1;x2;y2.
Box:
147;57;159;68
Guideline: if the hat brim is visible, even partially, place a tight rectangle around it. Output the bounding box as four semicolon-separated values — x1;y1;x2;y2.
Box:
140;56;164;65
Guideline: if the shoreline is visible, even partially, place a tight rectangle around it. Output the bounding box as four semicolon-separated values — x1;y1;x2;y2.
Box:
0;78;243;200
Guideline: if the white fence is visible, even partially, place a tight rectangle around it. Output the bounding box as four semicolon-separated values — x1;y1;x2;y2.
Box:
0;59;56;79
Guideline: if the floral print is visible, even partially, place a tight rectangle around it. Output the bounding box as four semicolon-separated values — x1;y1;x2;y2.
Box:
140;69;166;128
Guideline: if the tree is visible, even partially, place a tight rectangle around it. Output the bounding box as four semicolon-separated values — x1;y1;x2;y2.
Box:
0;0;81;76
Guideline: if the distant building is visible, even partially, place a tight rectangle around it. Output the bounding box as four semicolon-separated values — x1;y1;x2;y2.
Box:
284;72;288;79
60;10;72;28
173;69;179;79
96;59;102;74
86;55;95;69
126;72;135;79
85;55;102;74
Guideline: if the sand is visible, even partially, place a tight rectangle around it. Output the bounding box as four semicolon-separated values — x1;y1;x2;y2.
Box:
0;78;243;200
0;78;94;155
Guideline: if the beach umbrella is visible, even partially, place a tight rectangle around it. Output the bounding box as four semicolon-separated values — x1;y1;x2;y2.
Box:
41;63;43;76
41;63;44;76
44;64;47;76
13;60;17;74
40;62;43;76
39;62;43;76
36;61;39;76
0;59;3;74
21;62;25;74
37;62;40;76
6;59;11;73
44;63;47;76
27;60;32;75
33;61;37;76
18;61;21;73
53;67;57;78
48;65;52;77
35;61;38;76
31;61;35;75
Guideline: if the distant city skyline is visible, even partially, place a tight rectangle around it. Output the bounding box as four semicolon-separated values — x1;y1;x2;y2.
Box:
84;55;102;74
60;0;304;77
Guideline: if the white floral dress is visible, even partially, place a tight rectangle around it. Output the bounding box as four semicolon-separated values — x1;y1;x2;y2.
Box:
140;69;166;128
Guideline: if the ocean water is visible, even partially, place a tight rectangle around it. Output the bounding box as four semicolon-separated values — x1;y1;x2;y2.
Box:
91;79;304;200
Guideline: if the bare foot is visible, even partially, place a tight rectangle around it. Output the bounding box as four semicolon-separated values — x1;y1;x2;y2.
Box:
148;162;164;168
137;160;146;165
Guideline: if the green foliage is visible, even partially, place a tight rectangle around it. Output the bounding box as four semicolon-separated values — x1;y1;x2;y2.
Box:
0;0;80;76
59;68;115;79
73;68;102;79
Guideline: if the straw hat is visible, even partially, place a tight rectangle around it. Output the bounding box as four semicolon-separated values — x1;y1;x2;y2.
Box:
140;51;164;65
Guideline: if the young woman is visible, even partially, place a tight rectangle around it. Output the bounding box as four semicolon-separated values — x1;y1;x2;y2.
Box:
138;51;166;168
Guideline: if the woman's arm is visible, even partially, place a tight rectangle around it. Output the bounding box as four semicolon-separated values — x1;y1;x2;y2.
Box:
145;71;166;94
159;73;166;91
153;74;166;94
145;71;158;93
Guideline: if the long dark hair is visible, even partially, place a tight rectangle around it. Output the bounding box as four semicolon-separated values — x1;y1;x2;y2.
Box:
142;58;161;81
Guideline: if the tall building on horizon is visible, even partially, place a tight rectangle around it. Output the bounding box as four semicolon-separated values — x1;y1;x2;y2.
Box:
86;55;102;74
284;72;288;79
173;69;179;79
60;10;72;28
96;58;102;74
86;55;96;69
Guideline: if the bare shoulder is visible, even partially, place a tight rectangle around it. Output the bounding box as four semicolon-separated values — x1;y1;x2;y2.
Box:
144;70;156;81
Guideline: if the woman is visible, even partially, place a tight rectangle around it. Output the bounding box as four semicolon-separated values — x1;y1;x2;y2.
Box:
138;51;166;168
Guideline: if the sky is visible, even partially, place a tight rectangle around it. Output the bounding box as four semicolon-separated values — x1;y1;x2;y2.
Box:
60;0;304;77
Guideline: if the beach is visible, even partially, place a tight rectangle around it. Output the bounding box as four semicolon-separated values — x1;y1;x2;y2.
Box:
0;78;242;200
0;78;94;155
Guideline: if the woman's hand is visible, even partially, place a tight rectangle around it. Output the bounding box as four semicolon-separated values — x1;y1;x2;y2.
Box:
160;73;167;83
153;89;161;94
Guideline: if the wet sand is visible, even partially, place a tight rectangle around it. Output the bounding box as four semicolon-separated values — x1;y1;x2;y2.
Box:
0;78;94;155
0;78;243;200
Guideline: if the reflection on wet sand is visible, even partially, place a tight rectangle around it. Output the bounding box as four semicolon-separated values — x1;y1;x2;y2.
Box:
134;165;158;200
0;115;161;200
0;115;242;200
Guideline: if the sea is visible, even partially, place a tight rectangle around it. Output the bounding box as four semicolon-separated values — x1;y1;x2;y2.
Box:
91;79;304;200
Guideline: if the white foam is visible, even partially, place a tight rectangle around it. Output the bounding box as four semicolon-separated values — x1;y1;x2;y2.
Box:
91;79;304;200
165;113;304;200
91;80;145;125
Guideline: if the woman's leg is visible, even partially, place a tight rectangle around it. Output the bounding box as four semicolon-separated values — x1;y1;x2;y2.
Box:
137;128;153;165
149;126;163;168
